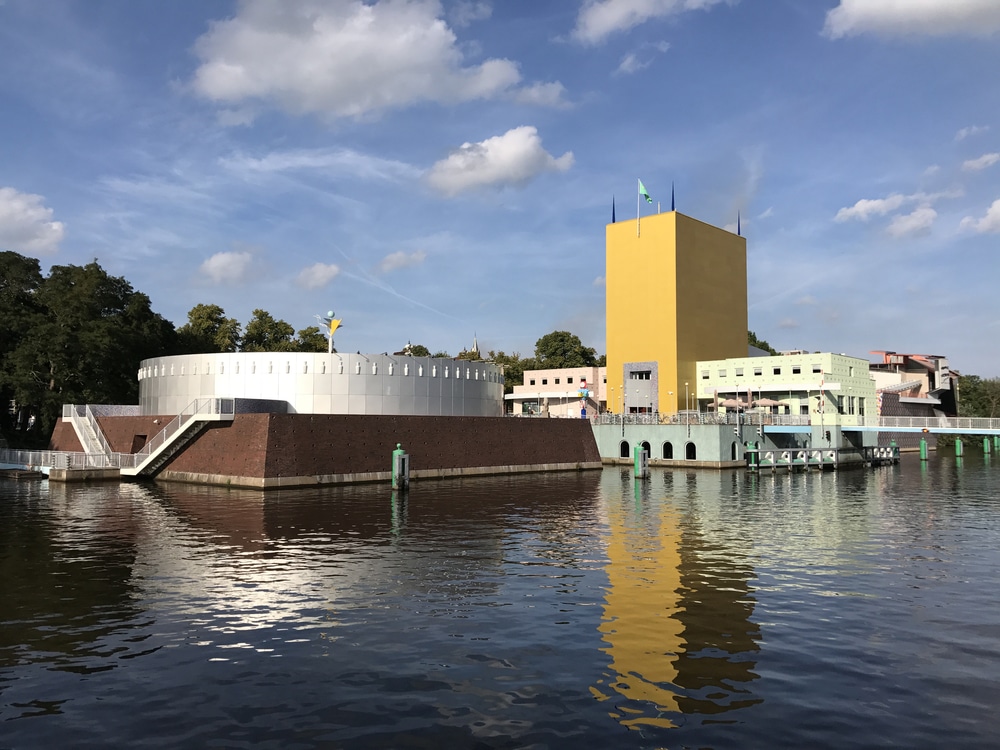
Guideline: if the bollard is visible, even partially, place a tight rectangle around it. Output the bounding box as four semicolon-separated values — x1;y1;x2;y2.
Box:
955;438;963;457
994;436;1000;452
633;445;649;479
919;438;928;461
985;437;992;455
391;443;409;490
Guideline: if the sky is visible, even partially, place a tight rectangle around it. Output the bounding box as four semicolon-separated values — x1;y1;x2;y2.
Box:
2;0;1000;376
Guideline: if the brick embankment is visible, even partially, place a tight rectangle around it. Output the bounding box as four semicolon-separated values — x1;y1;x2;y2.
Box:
52;413;602;488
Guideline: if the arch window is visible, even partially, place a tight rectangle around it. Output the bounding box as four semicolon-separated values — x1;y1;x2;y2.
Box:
686;442;698;460
662;442;673;459
619;440;630;459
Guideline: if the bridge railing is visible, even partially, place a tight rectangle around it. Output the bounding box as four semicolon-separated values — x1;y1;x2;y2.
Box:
0;448;119;470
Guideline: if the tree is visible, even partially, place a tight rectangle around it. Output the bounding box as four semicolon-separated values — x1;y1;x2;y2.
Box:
486;350;535;396
958;375;1000;418
533;331;597;369
396;343;431;357
294;326;328;352
431;350;451;358
748;330;777;355
0;252;44;433
176;303;241;353
4;259;176;437
456;347;483;361
241;309;296;352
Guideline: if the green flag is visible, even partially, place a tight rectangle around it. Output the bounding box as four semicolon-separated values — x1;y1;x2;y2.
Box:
638;179;653;204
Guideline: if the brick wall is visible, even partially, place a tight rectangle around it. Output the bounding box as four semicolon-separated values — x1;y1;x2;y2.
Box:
53;413;601;480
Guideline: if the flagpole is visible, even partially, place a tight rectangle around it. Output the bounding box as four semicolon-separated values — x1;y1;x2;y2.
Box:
637;178;641;237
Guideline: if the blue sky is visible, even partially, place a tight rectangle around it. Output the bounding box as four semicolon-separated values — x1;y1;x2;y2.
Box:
2;0;999;375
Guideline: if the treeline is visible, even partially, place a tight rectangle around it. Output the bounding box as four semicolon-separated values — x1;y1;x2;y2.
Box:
0;253;328;442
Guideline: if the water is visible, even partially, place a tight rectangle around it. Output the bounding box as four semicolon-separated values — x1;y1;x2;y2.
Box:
2;454;999;749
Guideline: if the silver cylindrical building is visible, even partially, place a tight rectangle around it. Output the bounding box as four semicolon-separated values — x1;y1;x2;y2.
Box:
138;353;505;417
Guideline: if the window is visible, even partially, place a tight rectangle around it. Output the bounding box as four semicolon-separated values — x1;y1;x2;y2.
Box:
542;379;548;385
754;367;762;376
701;370;709;380
220;364;225;375
849;366;855;377
718;369;727;378
388;362;394;375
800;404;809;416
630;370;651;380
303;362;308;374
418;365;423;376
837;396;844;413
859;398;865;417
285;362;290;374
321;361;326;374
432;365;437;376
792;366;801;374
812;364;822;374
404;363;409;376
735;368;744;377
555;378;561;384
356;361;362;374
530;379;536;386
567;377;574;383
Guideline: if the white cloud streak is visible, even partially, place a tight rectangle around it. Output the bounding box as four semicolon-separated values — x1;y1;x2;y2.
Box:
378;250;427;273
191;0;560;121
956;124;990;141
426;126;573;196
824;0;1000;38
200;250;253;284
962;153;1000;172
573;0;732;44
960;199;1000;233
297;262;341;289
835;189;961;222
887;206;936;237
220;147;421;182
0;186;65;255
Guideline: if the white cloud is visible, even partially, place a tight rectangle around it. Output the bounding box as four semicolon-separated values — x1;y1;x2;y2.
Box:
886;205;936;237
297;262;341;289
757;206;774;219
615;40;670;74
956;124;990;141
191;0;557;121
835;189;960;222
426;126;573;196
449;0;491;27
960;199;1000;233
0;186;65;255
220;147;420;182
378;250;426;273
593;275;606;287
835;193;906;222
200;250;253;284
573;0;732;44
511;81;569;107
824;0;1000;38
962;153;1000;171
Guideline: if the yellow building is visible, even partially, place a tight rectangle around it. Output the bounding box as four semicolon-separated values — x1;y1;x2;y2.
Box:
606;211;747;414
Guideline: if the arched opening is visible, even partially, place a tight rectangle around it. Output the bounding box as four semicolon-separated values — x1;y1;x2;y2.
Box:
640;441;651;456
731;441;739;461
662;441;673;459
619;440;630;459
686;442;697;460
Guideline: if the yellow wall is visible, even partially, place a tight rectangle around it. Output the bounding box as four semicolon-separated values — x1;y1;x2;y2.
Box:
606;212;747;414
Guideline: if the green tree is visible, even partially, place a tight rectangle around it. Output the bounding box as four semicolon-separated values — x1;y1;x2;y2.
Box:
748;330;777;355
456;347;483;361
0;252;44;433
241;309;296;352
533;331;597;368
294;326;328;352
176;303;242;353
398;343;431;357
486;350;535;396
431;350;451;358
958;375;1000;418
5;259;176;437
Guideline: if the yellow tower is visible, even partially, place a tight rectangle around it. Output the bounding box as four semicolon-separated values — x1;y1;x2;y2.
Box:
606;211;747;414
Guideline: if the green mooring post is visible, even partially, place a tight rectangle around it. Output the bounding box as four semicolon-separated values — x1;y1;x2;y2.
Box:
994;436;1000;451
919;438;928;461
392;443;409;490
955;438;964;457
633;445;649;479
985;437;993;455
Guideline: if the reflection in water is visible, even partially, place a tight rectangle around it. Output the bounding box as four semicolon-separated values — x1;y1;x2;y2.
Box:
4;455;1000;748
594;470;761;730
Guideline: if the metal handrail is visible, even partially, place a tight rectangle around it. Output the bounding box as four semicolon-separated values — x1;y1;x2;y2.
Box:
124;397;235;471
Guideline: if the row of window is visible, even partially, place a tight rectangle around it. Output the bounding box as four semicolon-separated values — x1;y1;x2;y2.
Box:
139;361;501;382
703;364;856;379
528;375;608;386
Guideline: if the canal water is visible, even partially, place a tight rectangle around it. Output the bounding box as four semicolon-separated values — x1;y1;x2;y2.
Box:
2;454;999;749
